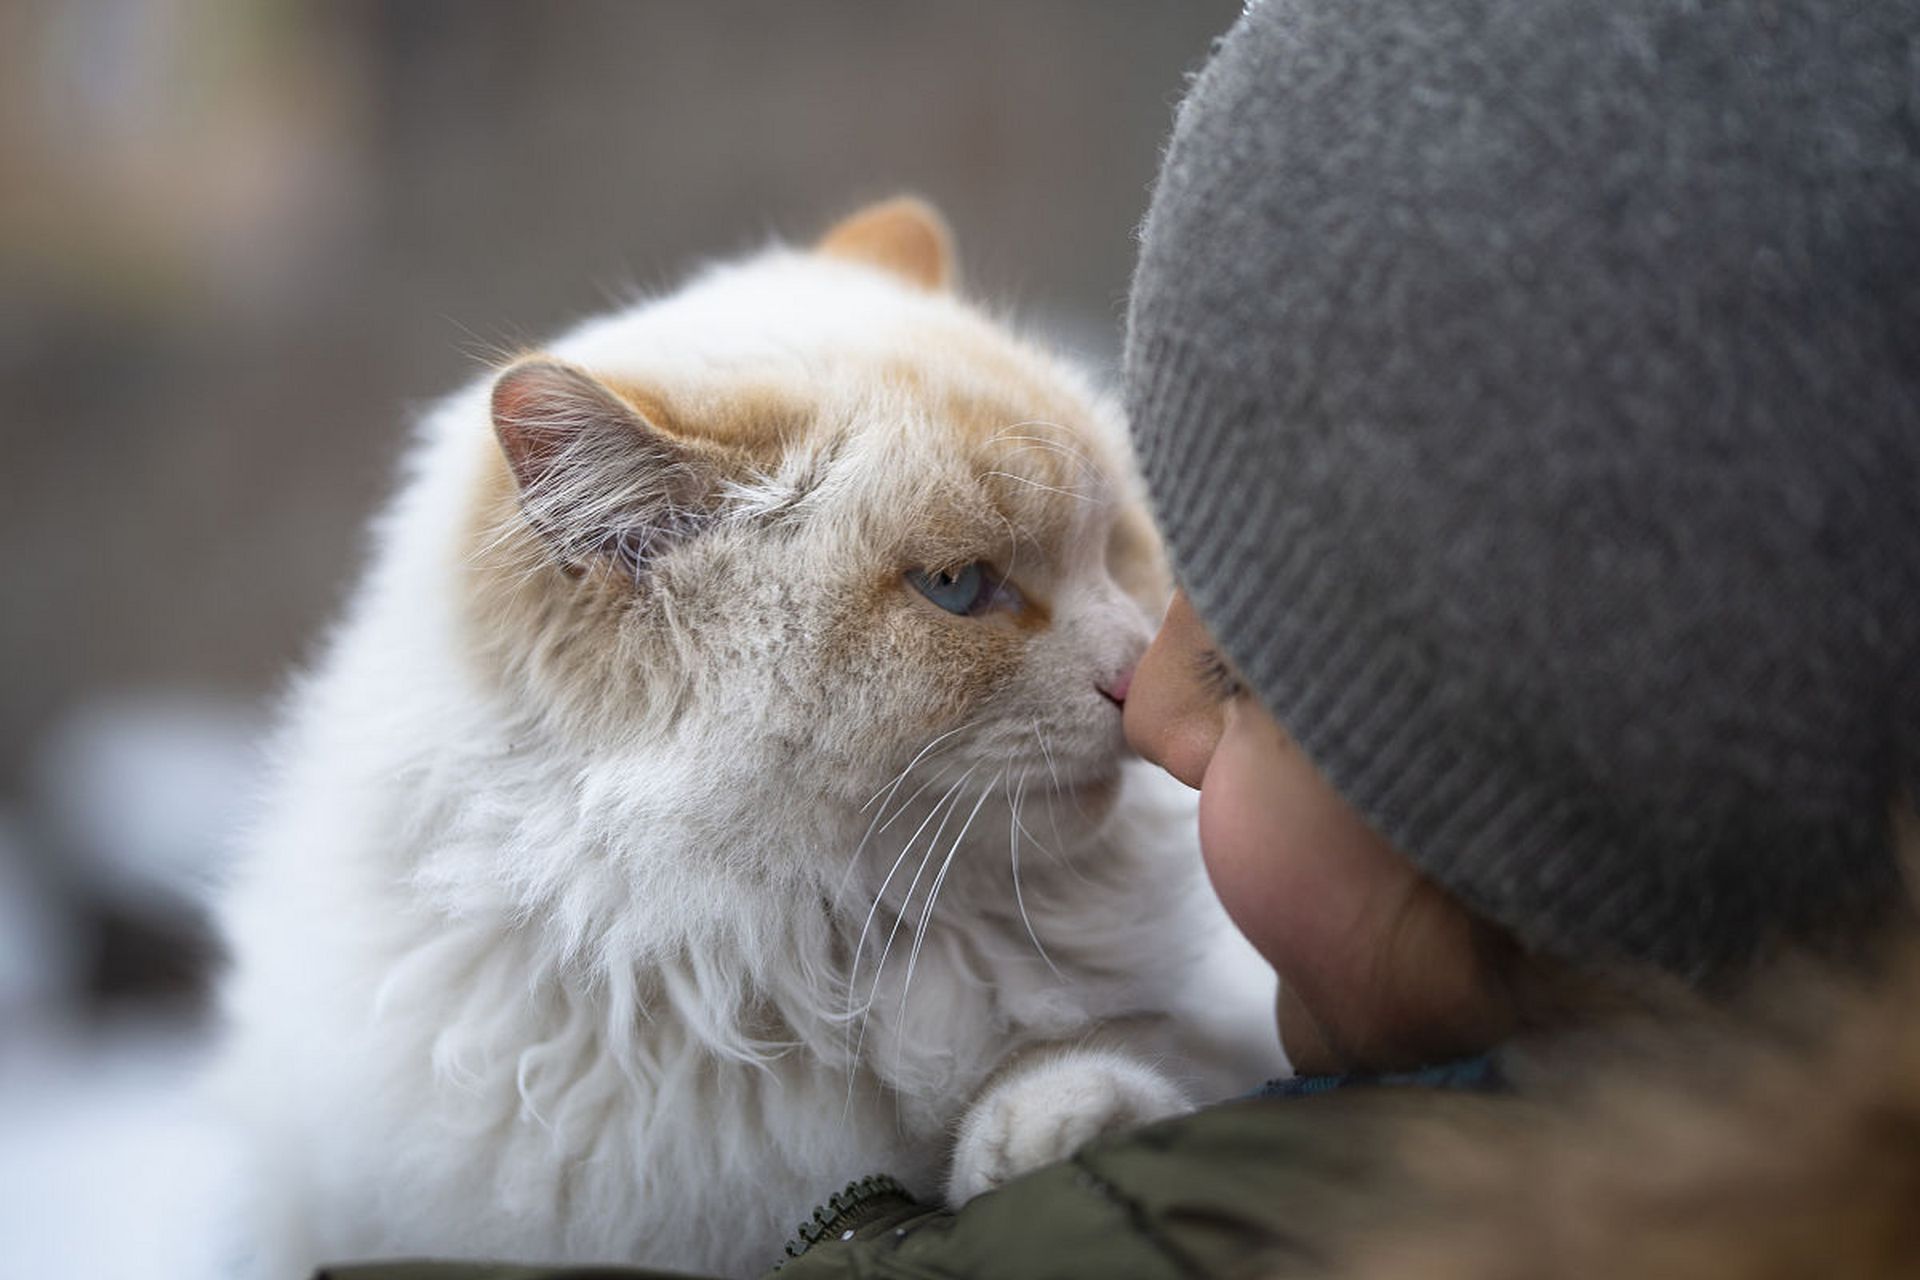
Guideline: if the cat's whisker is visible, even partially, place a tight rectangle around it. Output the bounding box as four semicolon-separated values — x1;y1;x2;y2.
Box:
987;420;1091;463
994;443;1094;486
991;432;1098;481
988;418;1072;438
873;772;947;837
991;431;1086;459
990;507;1023;588
1033;718;1066;803
894;777;998;1074
859;720;979;815
845;765;975;1020
842;768;974;1112
833;724;976;916
839;820;925;1114
834;727;982;1076
1033;718;1062;789
1011;754;1092;888
845;826;928;1015
849;767;977;1078
1032;719;1077;867
1008;791;1053;860
982;470;1096;504
1006;770;1061;976
870;769;974;976
986;419;1099;486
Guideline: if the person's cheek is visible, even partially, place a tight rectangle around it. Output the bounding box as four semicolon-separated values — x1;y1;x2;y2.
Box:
1199;710;1516;1071
1194;752;1291;970
1195;712;1388;1053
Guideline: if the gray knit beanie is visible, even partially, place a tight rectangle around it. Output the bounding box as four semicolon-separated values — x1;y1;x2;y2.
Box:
1126;0;1920;983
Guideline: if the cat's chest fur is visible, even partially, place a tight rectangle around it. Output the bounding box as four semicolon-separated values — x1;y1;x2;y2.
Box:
222;681;1202;1275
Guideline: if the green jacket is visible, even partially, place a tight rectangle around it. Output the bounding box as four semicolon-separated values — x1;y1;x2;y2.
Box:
313;987;1920;1280
316;1088;1486;1280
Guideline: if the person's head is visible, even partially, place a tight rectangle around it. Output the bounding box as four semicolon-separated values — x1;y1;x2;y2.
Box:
1122;0;1920;1071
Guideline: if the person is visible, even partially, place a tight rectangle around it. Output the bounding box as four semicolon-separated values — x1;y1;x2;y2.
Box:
324;1;1920;1276
1115;0;1919;1083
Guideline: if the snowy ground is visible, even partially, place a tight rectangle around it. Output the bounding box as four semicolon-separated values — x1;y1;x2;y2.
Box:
1;690;260;1280
0;1013;237;1280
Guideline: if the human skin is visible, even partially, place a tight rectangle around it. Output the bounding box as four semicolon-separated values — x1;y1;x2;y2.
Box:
1123;591;1518;1073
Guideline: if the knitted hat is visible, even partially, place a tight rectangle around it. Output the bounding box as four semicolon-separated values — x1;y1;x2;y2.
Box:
1125;0;1920;982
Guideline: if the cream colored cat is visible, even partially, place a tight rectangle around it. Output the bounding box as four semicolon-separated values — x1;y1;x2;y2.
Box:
215;199;1277;1278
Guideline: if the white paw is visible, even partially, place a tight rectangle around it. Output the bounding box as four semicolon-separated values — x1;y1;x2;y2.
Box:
945;1048;1188;1207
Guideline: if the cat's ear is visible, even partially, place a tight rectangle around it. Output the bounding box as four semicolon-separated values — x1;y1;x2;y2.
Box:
490;358;726;578
816;196;956;292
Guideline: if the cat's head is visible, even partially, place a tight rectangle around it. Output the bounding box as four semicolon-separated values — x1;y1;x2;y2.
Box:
463;198;1167;826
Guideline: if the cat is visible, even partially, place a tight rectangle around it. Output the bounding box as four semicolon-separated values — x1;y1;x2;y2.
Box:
214;197;1278;1279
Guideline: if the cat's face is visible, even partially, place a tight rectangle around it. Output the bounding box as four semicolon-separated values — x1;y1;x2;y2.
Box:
464;199;1166;829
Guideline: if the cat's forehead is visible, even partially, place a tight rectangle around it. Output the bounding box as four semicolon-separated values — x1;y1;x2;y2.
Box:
564;250;1123;508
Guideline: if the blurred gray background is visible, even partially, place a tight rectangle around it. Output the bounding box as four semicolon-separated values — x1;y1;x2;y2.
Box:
0;2;1236;1275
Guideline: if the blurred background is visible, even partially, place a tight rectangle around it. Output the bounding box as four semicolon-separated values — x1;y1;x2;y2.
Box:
0;1;1237;1275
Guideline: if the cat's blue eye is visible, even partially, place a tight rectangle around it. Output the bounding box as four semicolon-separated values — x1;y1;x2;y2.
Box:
907;563;995;616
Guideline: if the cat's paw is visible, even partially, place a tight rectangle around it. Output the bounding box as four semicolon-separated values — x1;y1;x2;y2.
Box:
946;1048;1188;1207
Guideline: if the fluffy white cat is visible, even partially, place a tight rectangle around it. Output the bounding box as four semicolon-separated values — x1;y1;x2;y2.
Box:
214;198;1277;1279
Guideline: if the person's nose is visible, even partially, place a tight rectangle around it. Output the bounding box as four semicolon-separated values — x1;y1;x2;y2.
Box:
1122;593;1226;790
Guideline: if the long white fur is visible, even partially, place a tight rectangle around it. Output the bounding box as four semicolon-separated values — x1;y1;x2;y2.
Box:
215;240;1279;1278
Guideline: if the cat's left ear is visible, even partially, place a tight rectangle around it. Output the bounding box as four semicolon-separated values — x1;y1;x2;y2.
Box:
490;358;730;578
816;195;956;292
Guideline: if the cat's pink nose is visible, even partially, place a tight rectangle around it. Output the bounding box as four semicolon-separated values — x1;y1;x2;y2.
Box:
1098;666;1134;708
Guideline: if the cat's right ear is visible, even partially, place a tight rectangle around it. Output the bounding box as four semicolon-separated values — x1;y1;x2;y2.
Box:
817;196;956;292
490;358;725;579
